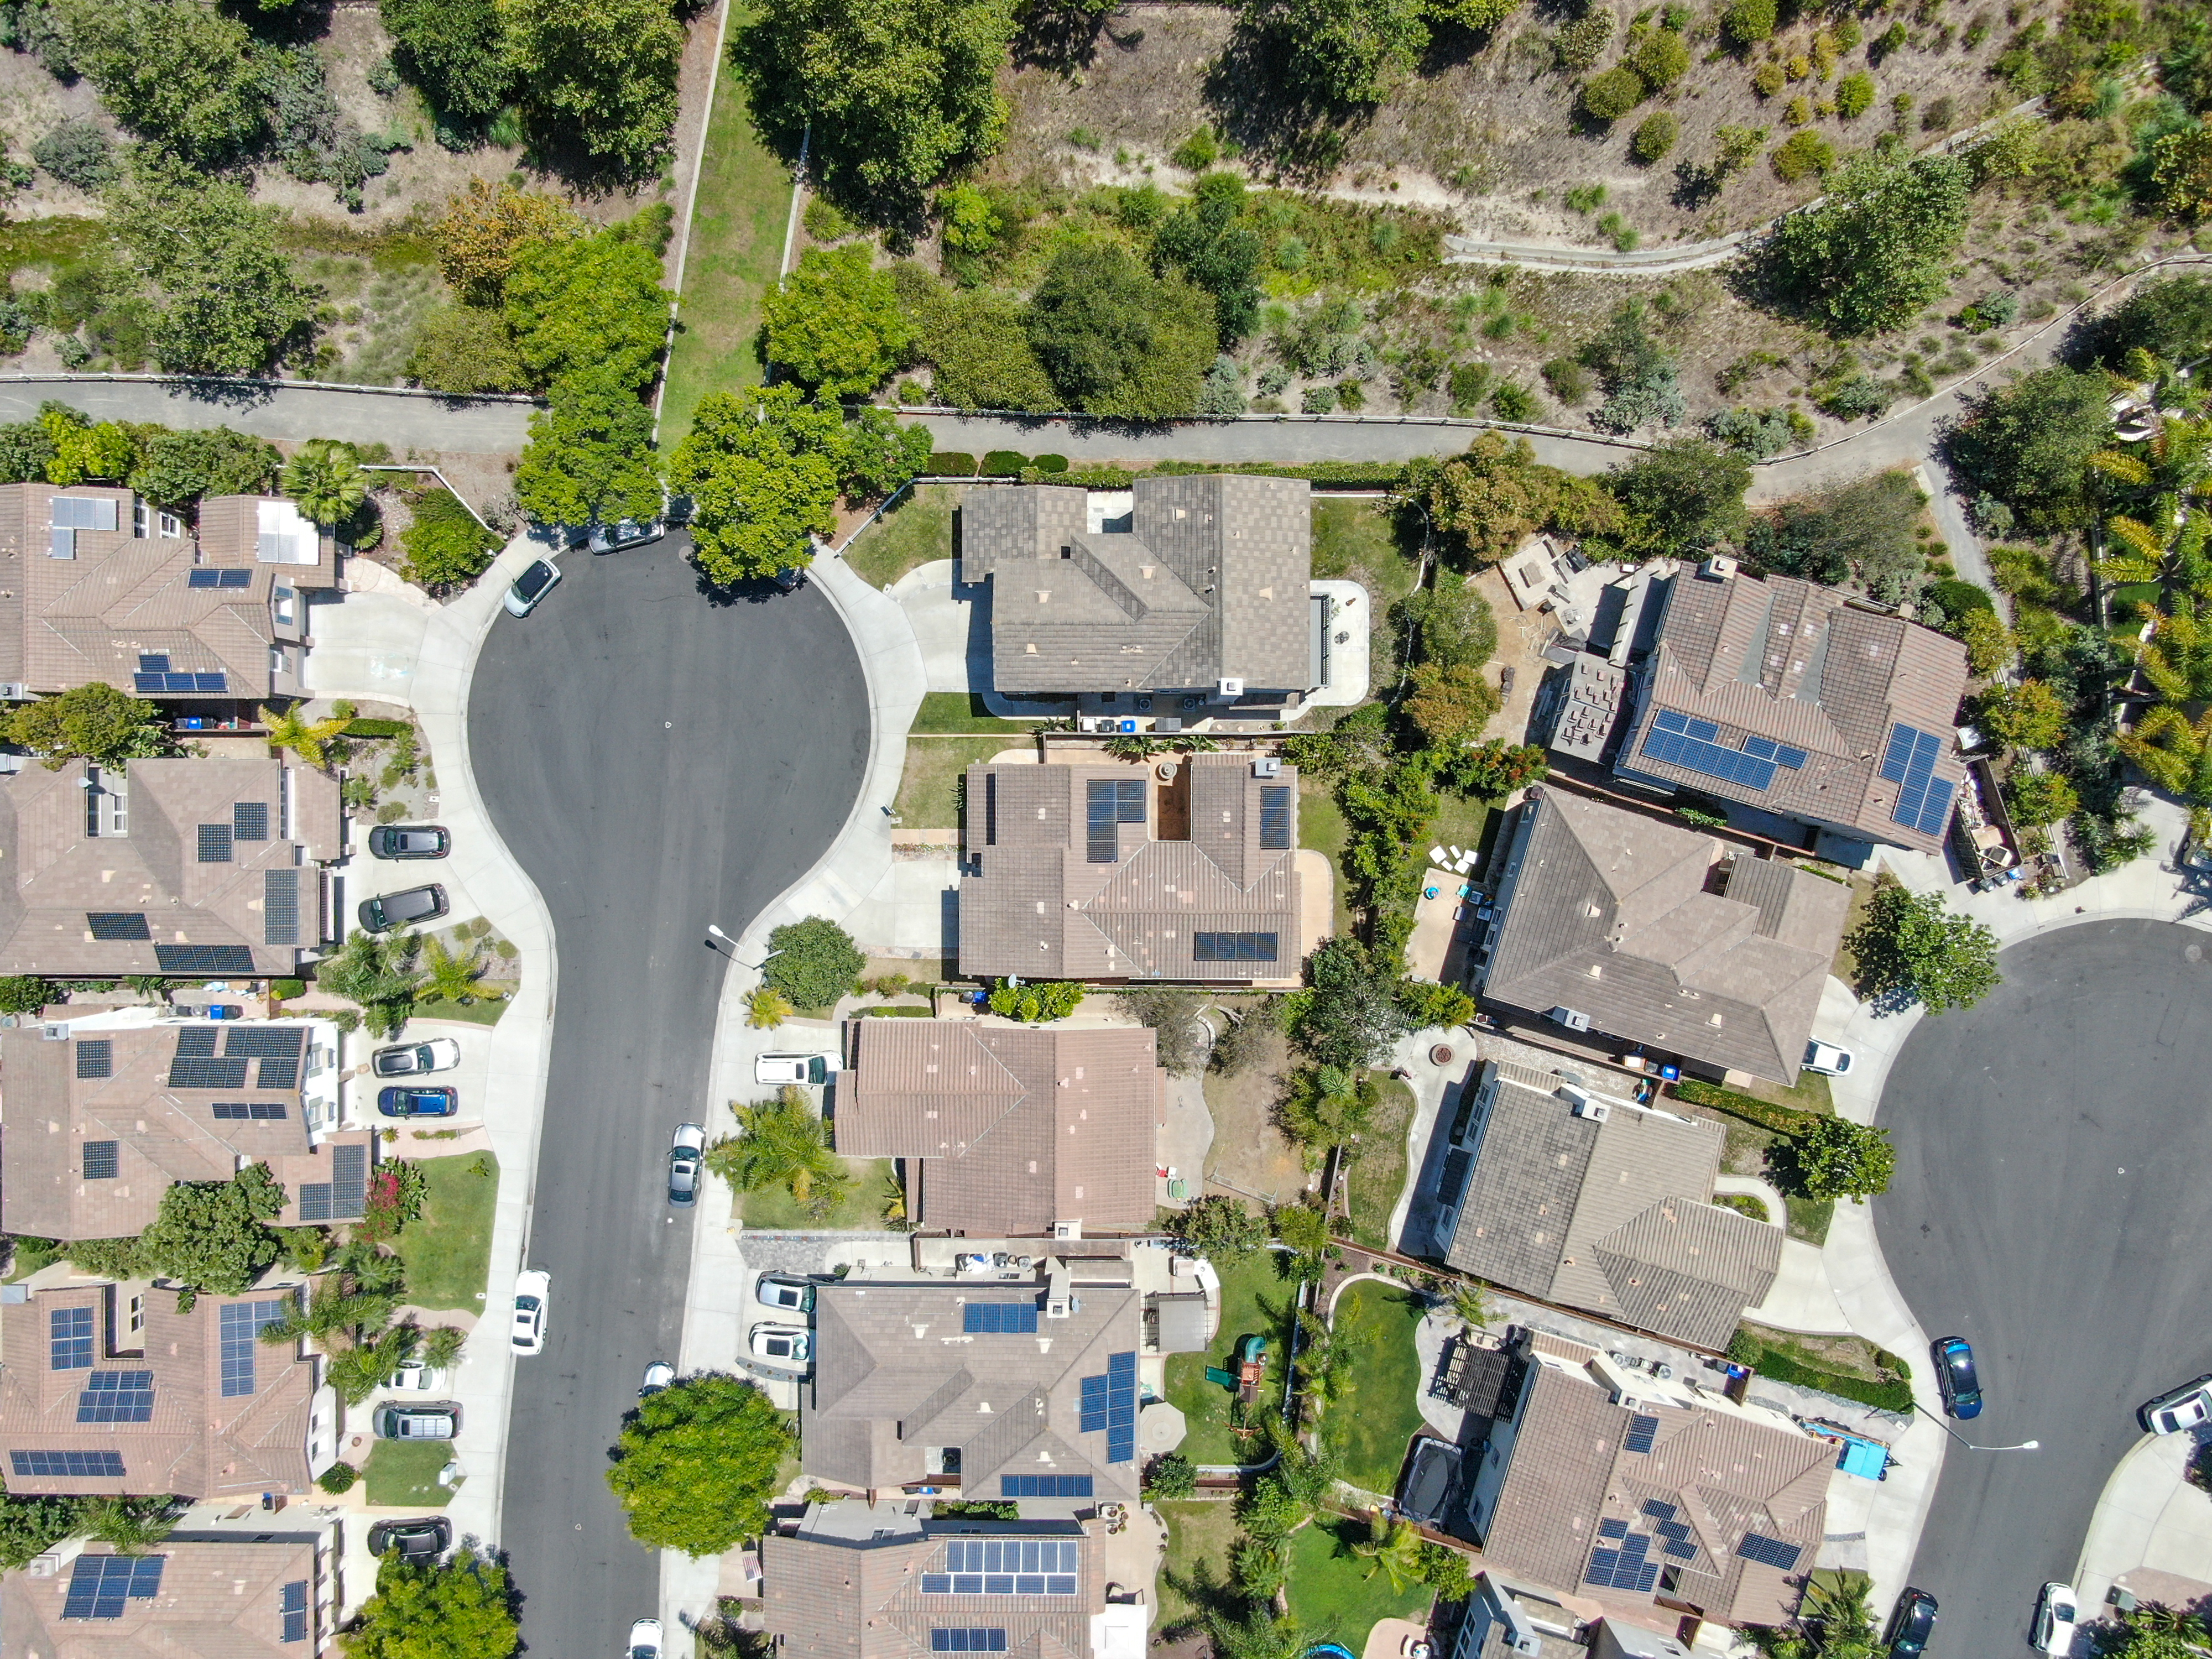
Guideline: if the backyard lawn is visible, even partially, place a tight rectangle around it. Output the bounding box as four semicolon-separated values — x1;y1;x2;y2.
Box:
1284;1514;1434;1647
734;1156;898;1231
1343;1079;1416;1251
845;485;956;589
1326;1281;1428;1496
363;1439;452;1509
1162;1248;1296;1467
912;692;1037;735
1156;1500;1241;1632
395;1153;499;1311
1300;775;1353;939
894;737;1006;830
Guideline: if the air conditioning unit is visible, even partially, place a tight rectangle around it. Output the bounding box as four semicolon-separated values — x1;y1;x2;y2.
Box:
1253;757;1282;779
0;682;27;701
1559;1086;1611;1123
1546;1006;1592;1032
1699;555;1739;581
40;1023;69;1041
1217;678;1244;698
1052;1220;1084;1241
1045;1296;1080;1319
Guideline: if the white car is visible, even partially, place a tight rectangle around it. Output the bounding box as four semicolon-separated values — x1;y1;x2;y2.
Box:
628;1618;664;1659
755;1052;841;1086
668;1122;707;1208
2033;1583;2078;1655
750;1324;811;1366
757;1274;815;1314
511;1270;550;1356
2141;1374;2212;1434
371;1039;462;1078
503;557;561;617
387;1357;442;1392
640;1361;674;1399
1803;1040;1854;1076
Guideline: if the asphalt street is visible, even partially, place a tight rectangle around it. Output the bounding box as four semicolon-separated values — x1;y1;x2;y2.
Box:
1875;920;2212;1655
468;534;869;1653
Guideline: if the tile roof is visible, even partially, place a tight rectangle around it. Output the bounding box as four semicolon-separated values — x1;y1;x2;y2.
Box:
763;1515;1095;1659
1480;1340;1831;1629
0;483;334;698
0;1282;322;1499
958;755;1301;983
0;756;339;977
1443;1074;1780;1350
804;1281;1144;1502
959;477;1311;695
0;1021;365;1239
1616;570;1970;852
1479;792;1850;1083
837;1021;1163;1236
0;1538;324;1657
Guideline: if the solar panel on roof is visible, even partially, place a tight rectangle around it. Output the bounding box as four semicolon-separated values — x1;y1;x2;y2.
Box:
212;1101;288;1120
220;1299;290;1397
198;824;233;863
174;1027;218;1058
220;568;251;588
1736;1533;1804;1571
82;1141;117;1181
137;654;171;675
76;1370;154;1423
264;869;301;946
13;1448;124;1480
154;944;257;974
132;674;164;693
1259;784;1292;850
1079;1374;1109;1432
234;802;270;841
963;1301;1040;1333
50;1306;92;1370
225;1027;306;1058
1597;1518;1628;1541
169;1056;251;1089
1623;1413;1659;1453
331;1142;368;1219
1001;1474;1092;1498
298;1183;332;1223
76;1039;112;1078
86;911;152;941
61;1553;163;1620
1640;721;1778;792
188;568;220;588
258;1057;300;1089
1642;1499;1678;1520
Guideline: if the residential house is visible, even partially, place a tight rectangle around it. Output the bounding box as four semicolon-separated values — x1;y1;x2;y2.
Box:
0;482;336;703
804;1277;1146;1504
761;1498;1102;1659
1437;1061;1781;1350
0;754;341;978
834;1020;1164;1237
1;1534;333;1655
1452;1573;1697;1659
1464;1331;1831;1630
957;753;1303;985
0;1015;360;1239
0;1280;336;1499
1608;562;1970;858
959;476;1313;707
1474;790;1849;1084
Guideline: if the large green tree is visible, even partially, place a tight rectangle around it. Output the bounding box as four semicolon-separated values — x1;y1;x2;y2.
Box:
341;1547;519;1659
513;368;664;530
733;0;1020;216
669;386;846;585
763;915;867;1008
380;0;515;122
1848;884;2002;1014
504;224;674;394
1597;435;1752;557
1025;241;1216;418
1791;1118;1897;1202
1944;366;2115;534
1152;173;1265;346
1287;938;1411;1070
1759;152;1972;337
1406;432;1622;566
1242;0;1430;106
1165;1194;1269;1270
606;1375;792;1556
129;426;280;510
0;1495;90;1569
3;683;173;771
139;1166;288;1297
762;244;915;398
504;0;685;177
58;0;269;168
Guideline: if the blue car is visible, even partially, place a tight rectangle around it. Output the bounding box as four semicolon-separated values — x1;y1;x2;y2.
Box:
378;1086;457;1119
1933;1335;1983;1419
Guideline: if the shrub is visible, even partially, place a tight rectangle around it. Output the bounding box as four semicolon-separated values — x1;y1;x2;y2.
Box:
1753;62;1786;96
32;117;116;190
987;979;1085;1022
1031;453;1070;473
1724;0;1777;45
398;489;502;591
980;450;1028;476
0;975;60;1015
1836;70;1877;117
1171;127;1219;170
1554;9;1615;69
927;451;978;475
1631;112;1680;162
1540;357;1592;404
762;916;865;1010
1630;29;1691;89
1581;66;1647;121
318;1462;358;1494
1490;382;1541;422
1770;129;1835;181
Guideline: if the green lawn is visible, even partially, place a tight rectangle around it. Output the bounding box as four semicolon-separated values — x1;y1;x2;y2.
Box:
659;38;792;441
409;997;507;1027
1283;1514;1433;1648
364;1439;452;1508
1157;1500;1241;1633
395;1154;499;1312
912;691;1037;735
734;1156;898;1230
1326;1282;1427;1496
845;485;957;589
1428;796;1496;868
1311;500;1416;612
1163;1248;1297;1467
1300;775;1353;939
1344;1079;1416;1250
894;737;1006;830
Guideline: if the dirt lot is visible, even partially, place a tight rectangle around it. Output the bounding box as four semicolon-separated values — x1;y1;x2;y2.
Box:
1199;1021;1310;1207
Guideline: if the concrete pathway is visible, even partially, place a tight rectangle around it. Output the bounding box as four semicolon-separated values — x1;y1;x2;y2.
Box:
2074;1431;2212;1614
0;375;536;452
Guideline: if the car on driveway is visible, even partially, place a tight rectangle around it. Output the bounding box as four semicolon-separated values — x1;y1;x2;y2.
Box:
669;1123;706;1207
373;1039;462;1078
1884;1588;1938;1657
1933;1335;1983;1419
2033;1583;2078;1655
387;1357;442;1392
755;1052;840;1086
512;1269;550;1356
1803;1040;1854;1076
628;1619;664;1659
2141;1373;2212;1434
640;1361;674;1399
588;519;664;554
757;1274;815;1314
504;558;561;617
375;1402;458;1441
359;884;447;932
750;1324;811;1366
368;825;450;860
368;1517;451;1564
378;1086;457;1119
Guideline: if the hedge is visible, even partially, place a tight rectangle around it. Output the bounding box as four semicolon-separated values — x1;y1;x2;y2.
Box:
342;718;411;738
982;450;1029;476
1147;459;1410;487
1057;467;1139;488
1728;1331;1913;1413
1031;453;1070;473
1671;1078;1823;1139
926;452;978;476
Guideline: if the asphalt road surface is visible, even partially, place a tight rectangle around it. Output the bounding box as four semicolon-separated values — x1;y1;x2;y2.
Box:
468;535;869;1653
1875;920;2212;1655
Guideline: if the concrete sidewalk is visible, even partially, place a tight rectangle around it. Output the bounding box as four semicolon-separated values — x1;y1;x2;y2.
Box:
2074;1431;2212;1614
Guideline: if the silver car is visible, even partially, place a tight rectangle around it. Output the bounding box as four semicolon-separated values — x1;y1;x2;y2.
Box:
668;1123;706;1207
503;558;561;617
588;519;665;554
372;1039;462;1078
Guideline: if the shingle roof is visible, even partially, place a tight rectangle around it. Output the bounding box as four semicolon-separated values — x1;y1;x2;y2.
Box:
837;1021;1162;1236
1443;1076;1780;1350
1479;792;1849;1083
957;755;1301;984
0;1538;322;1656
0;1283;321;1499
959;477;1311;695
0;756;338;978
803;1282;1144;1501
1616;570;1970;852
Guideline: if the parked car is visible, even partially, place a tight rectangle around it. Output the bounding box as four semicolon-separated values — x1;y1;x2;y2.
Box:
773;566;805;593
1933;1335;1983;1419
588;519;664;554
628;1619;664;1659
359;884;447;932
368;825;450;860
378;1086;457;1119
387;1357;442;1393
373;1039;462;1078
668;1123;706;1208
375;1402;458;1441
368;1517;451;1564
1884;1588;1938;1657
750;1324;811;1366
757;1274;815;1315
754;1052;840;1086
1803;1040;1855;1076
2141;1374;2212;1434
640;1361;674;1399
512;1269;550;1356
503;558;562;617
2033;1583;2078;1656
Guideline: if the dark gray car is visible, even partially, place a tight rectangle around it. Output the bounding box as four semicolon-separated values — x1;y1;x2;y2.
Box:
359;884;447;932
368;1517;451;1564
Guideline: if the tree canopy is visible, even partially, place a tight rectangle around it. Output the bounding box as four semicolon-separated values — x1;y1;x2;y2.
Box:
606;1374;793;1556
1286;938;1411;1069
1944;366;2116;533
1026;241;1217;418
763;915;867;1009
130;426;280;511
504;222;673;394
763;244;915;397
1242;0;1430;106
1165;1194;1270;1269
340;1547;519;1659
1848;883;2002;1014
670;388;847;585
1760;151;1972;337
58;0;269;168
1404;432;1621;566
434;181;583;306
1596;436;1752;557
3;683;173;771
380;0;516;123
504;0;685;178
1791;1118;1897;1201
139;1165;288;1297
514;368;664;531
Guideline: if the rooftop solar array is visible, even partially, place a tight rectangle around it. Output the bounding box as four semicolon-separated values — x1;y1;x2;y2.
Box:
265;869;301;947
281;1579;309;1643
1192;932;1277;962
1000;1474;1091;1498
963;1301;1040;1334
224;1027;306;1057
169;1056;251;1090
50;1306;93;1370
299;1144;368;1224
1585;1530;1660;1594
197;824;233;864
1742;735;1809;768
13;1448;123;1480
155;944;257;974
174;1028;218;1060
219;1299;291;1397
82;1140;118;1181
931;1631;1008;1652
1085;778;1147;863
1623;1413;1660;1453
234;801;270;841
77;1370;155;1423
212;1101;288;1120
922;1539;1079;1597
86;911;152;941
133;670;228;695
1642;711;1778;792
75;1039;112;1079
1736;1532;1804;1572
186;567;254;589
1879;723;1957;837
1259;784;1292;850
60;1553;163;1620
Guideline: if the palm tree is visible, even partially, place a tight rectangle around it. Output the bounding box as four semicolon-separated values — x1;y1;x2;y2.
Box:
706;1090;849;1218
257;1281;397;1348
1280;1066;1376;1155
282;440;369;529
326;1323;418;1407
315;930;425;1036
2120;705;2212;800
2100;493;2211;589
745;985;794;1030
418;933;491;1005
83;1497;176;1556
260;703;352;771
1447;1282;1490;1333
1350;1512;1425;1591
419;1325;467;1373
1203;1606;1312;1659
880;1167;910;1227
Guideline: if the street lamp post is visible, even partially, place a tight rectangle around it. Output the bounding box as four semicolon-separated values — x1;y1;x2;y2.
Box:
1913;1401;2039;1453
706;925;784;972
